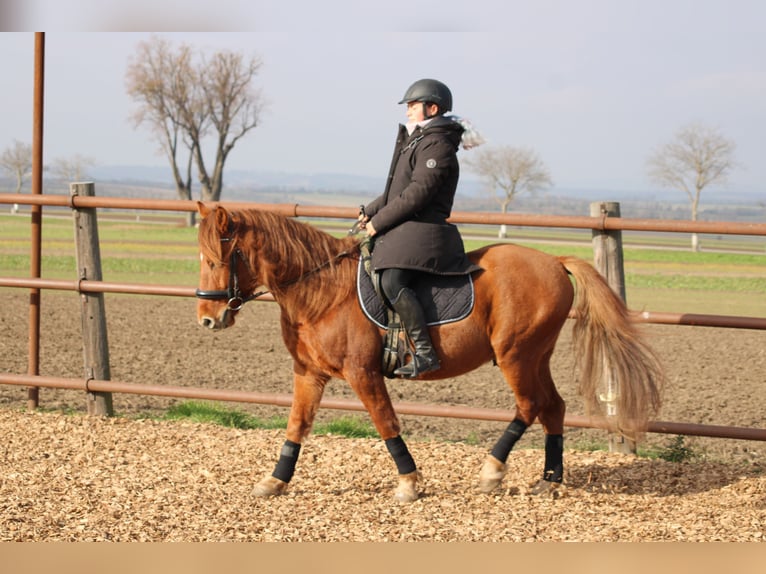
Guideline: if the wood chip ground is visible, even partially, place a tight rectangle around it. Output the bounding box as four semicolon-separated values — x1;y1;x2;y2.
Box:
1;410;763;542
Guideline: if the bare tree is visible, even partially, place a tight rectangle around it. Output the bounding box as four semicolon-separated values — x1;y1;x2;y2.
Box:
50;154;96;182
127;37;198;225
0;140;32;213
126;36;264;225
647;123;737;251
465;145;553;237
190;50;263;203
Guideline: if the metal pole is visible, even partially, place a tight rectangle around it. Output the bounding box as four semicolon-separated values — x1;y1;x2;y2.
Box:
27;32;45;410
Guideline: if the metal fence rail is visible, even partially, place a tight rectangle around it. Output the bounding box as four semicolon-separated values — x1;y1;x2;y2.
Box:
1;276;764;330
3;192;766;236
1;372;764;442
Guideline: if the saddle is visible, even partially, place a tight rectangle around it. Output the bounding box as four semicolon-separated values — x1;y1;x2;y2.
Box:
356;237;475;378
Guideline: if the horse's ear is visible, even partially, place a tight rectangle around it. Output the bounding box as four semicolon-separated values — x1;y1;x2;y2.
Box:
197;201;211;218
214;205;231;235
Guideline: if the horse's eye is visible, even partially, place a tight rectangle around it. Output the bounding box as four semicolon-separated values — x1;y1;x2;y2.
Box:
200;253;216;270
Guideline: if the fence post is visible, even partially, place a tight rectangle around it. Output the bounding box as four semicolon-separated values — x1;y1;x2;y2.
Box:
71;182;114;416
590;201;634;454
591;201;626;301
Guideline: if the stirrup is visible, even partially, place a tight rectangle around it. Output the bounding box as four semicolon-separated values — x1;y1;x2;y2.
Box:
393;352;440;379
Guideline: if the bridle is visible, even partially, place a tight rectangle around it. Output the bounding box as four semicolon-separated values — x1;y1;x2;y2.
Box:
195;237;260;311
195;234;359;312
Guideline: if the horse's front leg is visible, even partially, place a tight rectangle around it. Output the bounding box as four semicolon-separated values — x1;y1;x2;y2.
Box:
252;367;328;498
347;367;420;503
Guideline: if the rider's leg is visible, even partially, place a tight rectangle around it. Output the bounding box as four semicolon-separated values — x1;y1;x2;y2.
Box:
380;269;440;378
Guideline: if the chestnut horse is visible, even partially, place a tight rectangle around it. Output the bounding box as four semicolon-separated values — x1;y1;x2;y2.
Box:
195;203;664;502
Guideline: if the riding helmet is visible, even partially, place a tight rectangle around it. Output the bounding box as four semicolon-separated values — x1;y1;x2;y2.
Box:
398;79;453;113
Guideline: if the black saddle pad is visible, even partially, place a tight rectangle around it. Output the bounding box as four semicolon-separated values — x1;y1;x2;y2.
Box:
356;261;475;329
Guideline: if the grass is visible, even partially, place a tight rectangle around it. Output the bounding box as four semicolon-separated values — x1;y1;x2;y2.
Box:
628;273;766;292
640;435;698;463
161;401;378;438
2;211;764;314
0;211;197;244
163;401;287;430
1;213;200;284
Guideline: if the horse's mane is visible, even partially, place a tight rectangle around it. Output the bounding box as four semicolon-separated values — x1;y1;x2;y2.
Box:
200;208;361;322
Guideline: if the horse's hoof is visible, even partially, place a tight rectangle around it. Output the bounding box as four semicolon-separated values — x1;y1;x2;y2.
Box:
478;456;506;493
251;475;289;498
394;471;420;503
529;479;565;498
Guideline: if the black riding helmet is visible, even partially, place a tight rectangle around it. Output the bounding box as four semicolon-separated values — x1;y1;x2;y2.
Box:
398;78;453;116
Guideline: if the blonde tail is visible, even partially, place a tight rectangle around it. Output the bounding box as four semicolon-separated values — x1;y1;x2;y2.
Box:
560;256;664;440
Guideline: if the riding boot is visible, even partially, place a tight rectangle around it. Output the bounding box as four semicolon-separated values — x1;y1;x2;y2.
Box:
390;288;441;378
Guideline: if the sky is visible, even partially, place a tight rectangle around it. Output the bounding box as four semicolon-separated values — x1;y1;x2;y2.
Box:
1;0;765;198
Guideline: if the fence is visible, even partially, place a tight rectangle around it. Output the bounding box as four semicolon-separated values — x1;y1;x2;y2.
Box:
1;187;765;444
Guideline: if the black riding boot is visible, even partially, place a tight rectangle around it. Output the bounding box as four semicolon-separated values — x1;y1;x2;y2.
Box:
390;288;441;378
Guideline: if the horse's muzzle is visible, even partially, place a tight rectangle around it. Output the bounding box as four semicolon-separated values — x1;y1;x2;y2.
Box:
199;316;219;330
198;308;234;330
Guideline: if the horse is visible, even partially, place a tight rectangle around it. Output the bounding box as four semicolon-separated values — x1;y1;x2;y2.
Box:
194;202;664;502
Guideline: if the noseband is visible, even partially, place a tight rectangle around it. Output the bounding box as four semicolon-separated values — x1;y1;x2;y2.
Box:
195;238;256;311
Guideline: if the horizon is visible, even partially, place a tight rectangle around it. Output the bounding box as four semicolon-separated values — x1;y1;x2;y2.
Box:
93;163;762;203
1;159;762;208
5;162;757;208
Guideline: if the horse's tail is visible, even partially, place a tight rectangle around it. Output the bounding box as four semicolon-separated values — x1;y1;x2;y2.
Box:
559;256;664;441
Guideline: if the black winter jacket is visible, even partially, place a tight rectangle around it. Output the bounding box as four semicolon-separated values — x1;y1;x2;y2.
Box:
365;116;481;276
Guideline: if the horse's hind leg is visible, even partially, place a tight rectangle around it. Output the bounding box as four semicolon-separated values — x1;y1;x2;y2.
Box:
479;350;566;495
478;358;536;493
530;358;566;495
478;417;528;493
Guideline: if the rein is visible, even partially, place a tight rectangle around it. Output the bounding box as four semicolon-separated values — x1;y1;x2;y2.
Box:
195;235;358;311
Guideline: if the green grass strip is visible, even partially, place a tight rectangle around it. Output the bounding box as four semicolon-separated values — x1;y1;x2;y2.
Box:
163;401;286;429
162;401;378;438
0;254;198;275
627;273;766;293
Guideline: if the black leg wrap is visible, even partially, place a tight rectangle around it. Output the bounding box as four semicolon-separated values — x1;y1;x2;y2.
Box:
385;436;417;475
543;434;564;483
272;439;301;483
490;418;528;463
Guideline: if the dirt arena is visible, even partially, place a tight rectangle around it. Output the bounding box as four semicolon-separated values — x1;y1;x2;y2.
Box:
1;291;764;541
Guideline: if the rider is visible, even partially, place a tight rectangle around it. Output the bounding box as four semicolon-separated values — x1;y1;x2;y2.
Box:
360;78;483;378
